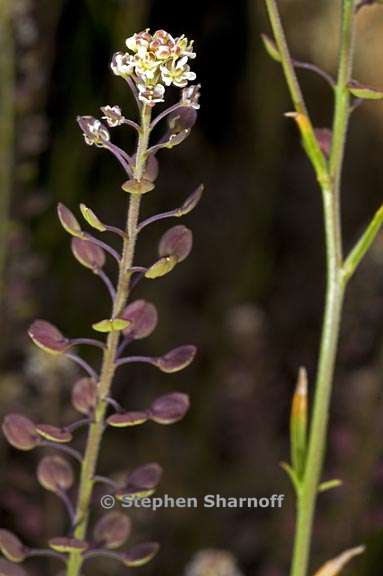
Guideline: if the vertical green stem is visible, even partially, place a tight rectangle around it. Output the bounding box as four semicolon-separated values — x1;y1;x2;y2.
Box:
66;105;151;576
0;0;14;305
263;0;357;575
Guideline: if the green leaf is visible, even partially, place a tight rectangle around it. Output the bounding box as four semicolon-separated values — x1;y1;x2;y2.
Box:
348;80;383;100
80;204;107;232
318;479;343;493
313;546;365;576
261;34;281;62
342;204;383;283
92;318;131;333
145;255;178;279
280;462;301;495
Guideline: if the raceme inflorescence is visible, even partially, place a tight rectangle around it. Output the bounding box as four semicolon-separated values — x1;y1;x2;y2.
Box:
1;28;202;576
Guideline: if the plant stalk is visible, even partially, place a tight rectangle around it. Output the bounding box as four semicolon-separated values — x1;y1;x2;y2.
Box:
289;2;356;575
66;104;151;576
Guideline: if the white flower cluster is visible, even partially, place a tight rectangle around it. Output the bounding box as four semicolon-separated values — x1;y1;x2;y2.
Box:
111;29;197;106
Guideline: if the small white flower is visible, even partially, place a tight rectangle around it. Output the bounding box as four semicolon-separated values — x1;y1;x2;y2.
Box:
126;29;152;55
137;83;165;106
174;35;196;59
134;52;161;82
161;57;196;88
181;84;201;109
111;52;135;78
77;116;110;147
101;105;126;127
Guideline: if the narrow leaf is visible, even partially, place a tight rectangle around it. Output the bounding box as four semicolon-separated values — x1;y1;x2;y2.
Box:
261;33;281;62
342;204;383;282
313;545;365;576
348;80;383;100
318;479;343;493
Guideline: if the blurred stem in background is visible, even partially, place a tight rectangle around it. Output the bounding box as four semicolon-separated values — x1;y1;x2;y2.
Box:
264;0;383;575
0;0;14;310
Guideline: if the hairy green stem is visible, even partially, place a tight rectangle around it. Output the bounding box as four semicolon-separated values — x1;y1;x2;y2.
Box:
0;0;14;306
66;104;151;576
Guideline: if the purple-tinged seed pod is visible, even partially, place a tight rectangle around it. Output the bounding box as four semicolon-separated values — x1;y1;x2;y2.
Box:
148;392;190;425
35;424;72;444
122;542;160;567
28;320;70;355
37;455;74;493
93;511;131;549
116;463;163;499
71;237;106;270
168;106;197;132
57;203;83;237
0;530;28;563
121;300;158;339
49;537;88;553
0;559;27;576
176;184;204;217
71;378;98;415
155;344;196;373
2;414;39;451
107;412;148;428
159;225;193;263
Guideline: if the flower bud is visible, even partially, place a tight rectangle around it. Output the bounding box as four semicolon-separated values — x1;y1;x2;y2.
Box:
71;377;98;415
71;237;106;271
93;511;131;549
49;537;88;553
122;542;160;567
290;367;308;479
35;424;72;444
107;412;148;428
28;320;70;355
0;559;27;576
121;300;158;339
57;203;83;237
148;392;190;424
37;455;74;493
2;414;39;451
155;345;196;373
0;531;27;563
159;225;193;263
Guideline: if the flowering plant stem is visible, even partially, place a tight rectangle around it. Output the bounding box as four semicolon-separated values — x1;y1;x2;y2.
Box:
66;104;151;576
264;1;361;575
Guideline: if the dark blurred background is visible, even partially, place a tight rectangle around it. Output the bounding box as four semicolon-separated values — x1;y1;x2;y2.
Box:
2;1;383;575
